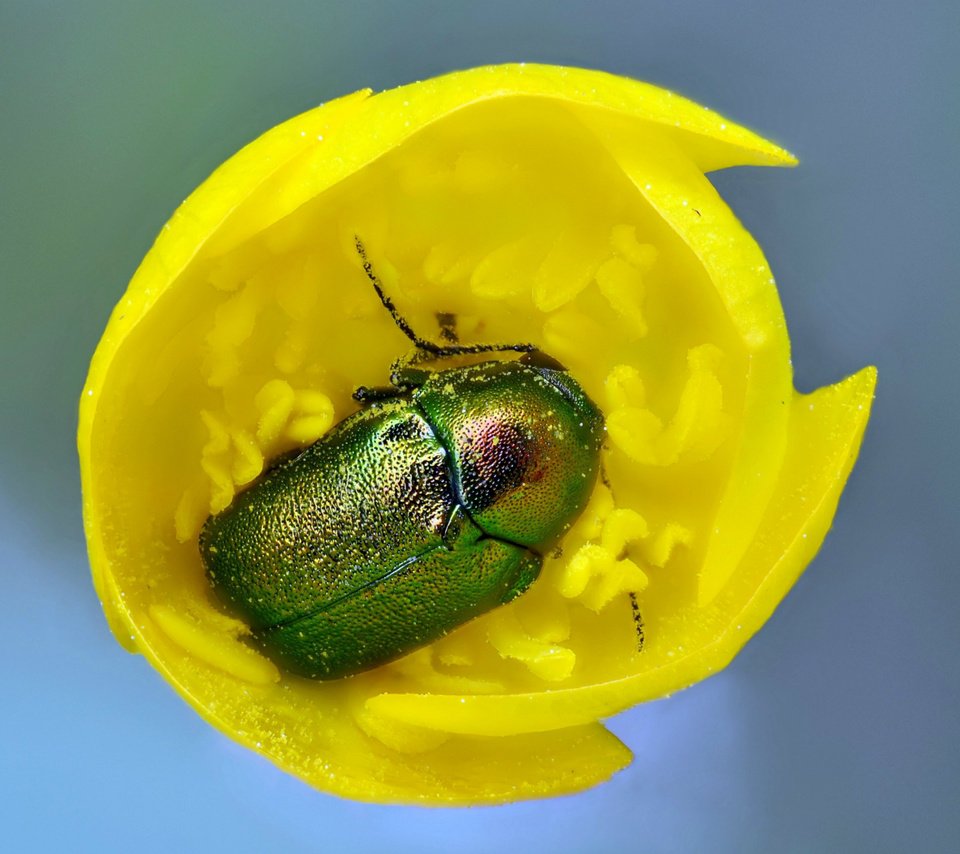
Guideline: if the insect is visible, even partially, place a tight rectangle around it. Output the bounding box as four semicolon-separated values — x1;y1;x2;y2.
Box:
199;238;605;679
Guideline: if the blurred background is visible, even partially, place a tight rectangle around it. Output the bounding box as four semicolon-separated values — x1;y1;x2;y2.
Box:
1;1;957;851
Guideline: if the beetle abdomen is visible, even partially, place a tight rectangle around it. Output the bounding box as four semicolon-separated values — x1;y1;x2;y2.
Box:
258;514;541;679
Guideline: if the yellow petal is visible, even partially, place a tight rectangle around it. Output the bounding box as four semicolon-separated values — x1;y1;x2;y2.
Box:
366;367;875;736
79;63;871;805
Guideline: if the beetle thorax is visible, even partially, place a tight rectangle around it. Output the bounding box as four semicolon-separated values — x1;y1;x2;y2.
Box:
456;412;538;508
414;360;604;550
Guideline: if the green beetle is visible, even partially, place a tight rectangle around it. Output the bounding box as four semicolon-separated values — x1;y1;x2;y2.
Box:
200;239;605;679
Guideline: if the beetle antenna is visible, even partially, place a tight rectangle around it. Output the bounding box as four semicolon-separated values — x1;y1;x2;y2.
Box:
354;235;436;352
354;235;536;357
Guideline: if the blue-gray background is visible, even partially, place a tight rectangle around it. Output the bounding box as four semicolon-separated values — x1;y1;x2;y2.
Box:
2;1;956;851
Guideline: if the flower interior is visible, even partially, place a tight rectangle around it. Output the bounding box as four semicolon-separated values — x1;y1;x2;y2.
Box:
92;97;758;751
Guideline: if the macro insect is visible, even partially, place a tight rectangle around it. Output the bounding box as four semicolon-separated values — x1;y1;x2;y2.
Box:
199;238;605;679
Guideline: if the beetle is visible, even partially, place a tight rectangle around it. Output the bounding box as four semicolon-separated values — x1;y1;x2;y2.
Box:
199;238;605;679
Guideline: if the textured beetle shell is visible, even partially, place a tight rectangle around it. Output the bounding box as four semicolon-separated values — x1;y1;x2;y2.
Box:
200;360;604;679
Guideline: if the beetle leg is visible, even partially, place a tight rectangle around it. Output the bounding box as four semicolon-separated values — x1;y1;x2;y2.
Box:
389;352;433;391
594;458;644;653
351;385;409;404
353;352;433;403
629;592;645;652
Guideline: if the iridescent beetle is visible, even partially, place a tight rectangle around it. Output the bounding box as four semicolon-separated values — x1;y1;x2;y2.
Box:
200;238;605;679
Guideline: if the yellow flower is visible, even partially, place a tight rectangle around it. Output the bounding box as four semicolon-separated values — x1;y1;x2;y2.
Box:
78;64;876;804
